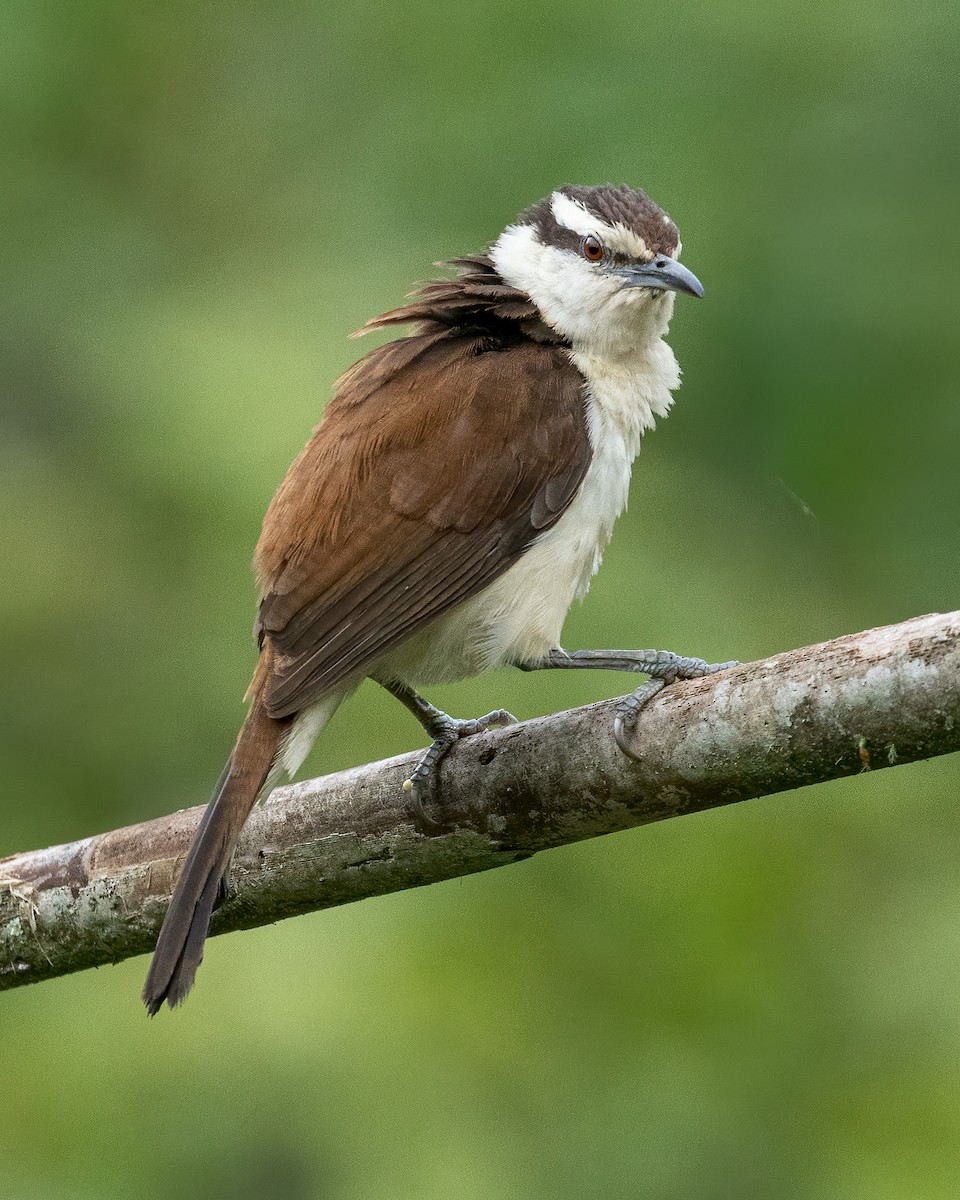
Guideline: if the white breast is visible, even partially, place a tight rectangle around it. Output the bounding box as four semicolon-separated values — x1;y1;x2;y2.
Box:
375;337;681;687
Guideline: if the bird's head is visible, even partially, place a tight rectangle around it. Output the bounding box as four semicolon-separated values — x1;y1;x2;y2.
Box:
490;184;702;357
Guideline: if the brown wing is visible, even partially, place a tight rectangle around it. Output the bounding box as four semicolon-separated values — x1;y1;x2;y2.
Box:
253;329;590;719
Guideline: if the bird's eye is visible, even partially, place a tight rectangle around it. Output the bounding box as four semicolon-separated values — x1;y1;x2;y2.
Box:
581;235;604;262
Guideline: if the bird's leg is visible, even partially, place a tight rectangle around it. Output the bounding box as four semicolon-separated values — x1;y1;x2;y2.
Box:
382;681;517;826
519;649;739;761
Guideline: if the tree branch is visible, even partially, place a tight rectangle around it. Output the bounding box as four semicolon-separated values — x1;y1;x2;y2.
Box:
2;611;958;992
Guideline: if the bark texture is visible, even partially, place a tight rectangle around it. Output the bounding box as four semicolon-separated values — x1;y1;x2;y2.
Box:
1;611;958;992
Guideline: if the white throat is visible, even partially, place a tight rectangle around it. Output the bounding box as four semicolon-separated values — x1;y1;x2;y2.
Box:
491;222;675;354
486;215;686;662
490;220;683;446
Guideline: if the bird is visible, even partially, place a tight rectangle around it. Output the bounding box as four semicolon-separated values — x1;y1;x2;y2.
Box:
142;183;735;1014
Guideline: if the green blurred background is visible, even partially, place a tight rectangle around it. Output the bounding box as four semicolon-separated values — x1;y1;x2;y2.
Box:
2;1;959;1196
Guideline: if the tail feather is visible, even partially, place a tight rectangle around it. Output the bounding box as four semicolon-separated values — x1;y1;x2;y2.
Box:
142;693;287;1014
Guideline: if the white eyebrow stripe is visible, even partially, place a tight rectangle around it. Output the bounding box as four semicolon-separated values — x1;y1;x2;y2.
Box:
550;191;649;258
604;221;649;258
550;191;600;237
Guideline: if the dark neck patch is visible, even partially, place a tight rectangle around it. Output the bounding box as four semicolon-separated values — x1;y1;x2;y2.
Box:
360;255;569;347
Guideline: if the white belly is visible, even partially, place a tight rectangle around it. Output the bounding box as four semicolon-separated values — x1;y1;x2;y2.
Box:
285;338;680;776
374;338;679;686
374;430;632;685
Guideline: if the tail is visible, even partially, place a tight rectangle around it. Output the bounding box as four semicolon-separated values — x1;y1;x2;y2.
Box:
142;688;288;1014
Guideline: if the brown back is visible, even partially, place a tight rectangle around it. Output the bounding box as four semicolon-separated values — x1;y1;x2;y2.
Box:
254;326;591;718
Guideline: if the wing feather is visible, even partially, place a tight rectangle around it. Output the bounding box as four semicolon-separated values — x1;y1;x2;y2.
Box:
254;330;590;719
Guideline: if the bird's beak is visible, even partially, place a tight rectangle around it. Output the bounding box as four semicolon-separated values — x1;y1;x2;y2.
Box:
617;256;704;298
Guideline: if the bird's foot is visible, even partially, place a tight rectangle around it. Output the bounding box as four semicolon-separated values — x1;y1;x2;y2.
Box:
613;653;739;760
402;708;517;828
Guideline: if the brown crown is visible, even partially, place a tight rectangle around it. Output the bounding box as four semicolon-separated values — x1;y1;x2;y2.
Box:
520;184;680;258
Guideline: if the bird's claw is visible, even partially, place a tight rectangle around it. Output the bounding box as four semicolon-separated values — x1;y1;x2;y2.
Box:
614;658;740;762
405;708;517;828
